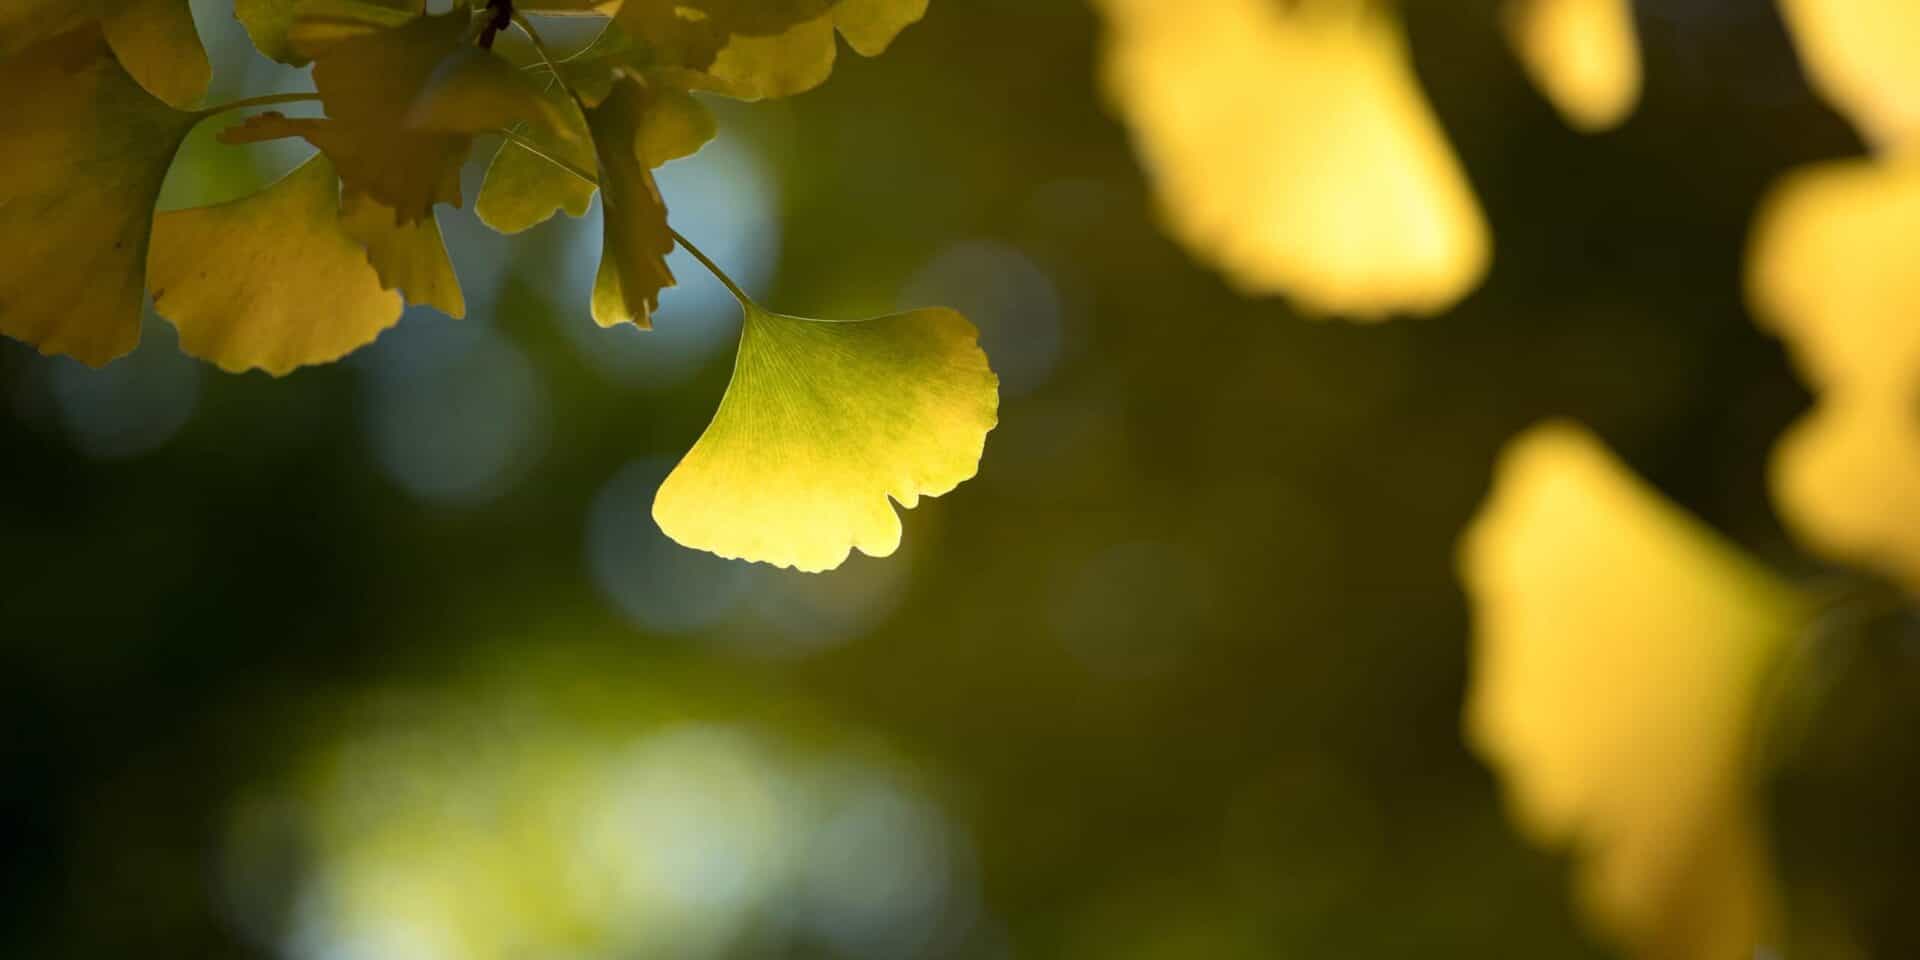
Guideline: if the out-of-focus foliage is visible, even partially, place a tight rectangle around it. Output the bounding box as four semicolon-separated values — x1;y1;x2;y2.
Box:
1461;422;1808;959
1093;0;1488;318
1501;0;1640;132
1776;0;1920;150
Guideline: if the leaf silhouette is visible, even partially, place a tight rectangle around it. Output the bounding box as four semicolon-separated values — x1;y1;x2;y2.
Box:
654;303;999;572
149;155;406;375
0;26;198;366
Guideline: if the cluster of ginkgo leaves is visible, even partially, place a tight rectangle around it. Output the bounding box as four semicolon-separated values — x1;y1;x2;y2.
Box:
0;0;999;573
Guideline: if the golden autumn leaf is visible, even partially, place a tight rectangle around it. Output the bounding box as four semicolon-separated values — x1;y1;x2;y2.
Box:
0;26;198;367
476;90;599;234
1777;0;1920;150
1094;0;1489;317
149;155;406;375
1503;0;1642;132
341;191;466;319
654;304;998;572
1747;156;1920;591
233;0;420;66
1461;422;1809;960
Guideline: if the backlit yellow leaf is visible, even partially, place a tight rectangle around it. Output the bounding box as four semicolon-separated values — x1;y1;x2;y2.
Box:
1095;0;1489;317
1503;0;1642;132
1461;422;1808;960
149;155;404;375
233;0;420;65
476;94;599;234
97;0;210;108
0;27;198;367
654;304;998;572
1748;156;1920;590
1777;0;1920;149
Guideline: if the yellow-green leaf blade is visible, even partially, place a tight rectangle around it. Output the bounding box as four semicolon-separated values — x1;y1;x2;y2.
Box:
99;0;210;108
585;77;679;328
0;27;198;366
150;155;404;375
654;305;999;572
341;192;466;318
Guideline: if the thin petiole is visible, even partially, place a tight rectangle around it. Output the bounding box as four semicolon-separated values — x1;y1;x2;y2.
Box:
493;128;755;305
200;92;321;118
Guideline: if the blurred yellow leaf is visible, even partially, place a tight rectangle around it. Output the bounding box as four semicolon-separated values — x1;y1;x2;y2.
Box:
233;0;420;65
150;155;405;375
1748;156;1920;590
0;27;198;367
1461;422;1809;960
585;77;687;328
1503;0;1642;132
655;305;998;572
1095;0;1488;317
0;1;93;58
1777;0;1920;149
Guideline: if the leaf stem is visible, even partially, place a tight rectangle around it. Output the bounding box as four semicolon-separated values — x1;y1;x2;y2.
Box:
669;226;754;307
492;128;756;305
200;92;321;118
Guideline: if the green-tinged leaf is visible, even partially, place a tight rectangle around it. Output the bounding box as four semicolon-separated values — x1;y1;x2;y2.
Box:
149;155;404;375
595;0;928;100
476;97;598;234
654;304;999;572
98;0;210;108
341;191;466;318
0;27;198;367
233;0;419;65
586;77;677;328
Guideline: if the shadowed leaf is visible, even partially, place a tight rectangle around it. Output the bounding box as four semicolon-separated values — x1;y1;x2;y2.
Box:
0;27;198;366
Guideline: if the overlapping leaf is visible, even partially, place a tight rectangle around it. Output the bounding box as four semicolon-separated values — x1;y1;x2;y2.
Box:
149;155;412;375
1461;422;1809;960
0;27;199;366
1;0;209;107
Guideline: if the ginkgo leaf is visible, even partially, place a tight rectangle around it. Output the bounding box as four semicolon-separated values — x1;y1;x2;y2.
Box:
585;77;682;328
1461;422;1808;960
233;0;419;65
1748;156;1920;590
149;155;405;375
0;27;198;367
1777;0;1920;149
616;0;836;75
654;303;998;572
341;191;466;318
96;0;210;108
1095;0;1489;318
476;94;599;234
1503;0;1642;133
0;1;96;58
588;0;927;101
225;11;557;222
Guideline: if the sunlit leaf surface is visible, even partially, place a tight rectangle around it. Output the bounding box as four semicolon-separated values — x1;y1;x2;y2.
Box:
1778;0;1920;150
655;305;998;572
341;191;467;318
1095;0;1488;317
150;155;405;375
1503;0;1641;132
0;27;198;367
1748;157;1920;590
98;0;210;108
233;0;420;66
1461;422;1808;960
